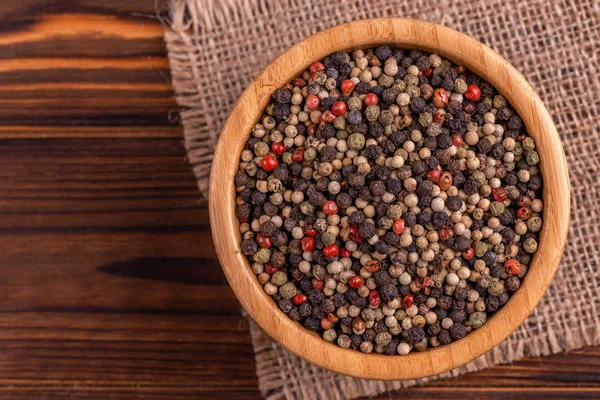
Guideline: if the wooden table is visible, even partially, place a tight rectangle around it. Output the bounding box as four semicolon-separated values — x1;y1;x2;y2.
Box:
0;2;597;399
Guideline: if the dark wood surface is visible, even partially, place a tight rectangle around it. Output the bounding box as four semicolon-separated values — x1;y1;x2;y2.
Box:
0;1;597;399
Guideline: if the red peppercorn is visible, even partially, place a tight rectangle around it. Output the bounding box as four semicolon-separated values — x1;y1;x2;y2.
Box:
464;85;481;101
426;169;441;181
349;226;362;243
365;259;381;273
323;200;338;215
304;226;317;237
256;233;271;248
417;277;434;288
291;148;304;162
292;293;308;305
327;312;339;323
462;247;475;260
292;78;306;88
309;61;325;75
518;196;532;208
323;244;339;258
341;79;355;94
348;275;364;288
454;65;466;75
423;68;433;77
340;248;351;258
306;94;320;110
312;278;324;291
271;142;286;155
331;101;347;116
320;110;335;123
239;216;249;223
320;317;333;330
517;207;532;220
369;290;381;307
401;294;414;309
437;171;453;190
301;236;315;252
393;219;405;235
452;133;463;147
492;187;507;202
504;259;521;275
439;226;454;241
432;88;449;108
433;111;446;125
265;264;278;274
261;155;278;172
364;93;378;105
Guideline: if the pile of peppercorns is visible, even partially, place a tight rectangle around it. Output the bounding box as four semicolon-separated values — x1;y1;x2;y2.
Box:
235;46;543;355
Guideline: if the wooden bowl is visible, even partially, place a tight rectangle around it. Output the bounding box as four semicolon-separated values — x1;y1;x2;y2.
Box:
209;18;570;380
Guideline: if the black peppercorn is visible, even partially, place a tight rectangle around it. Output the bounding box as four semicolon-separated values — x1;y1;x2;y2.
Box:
358;222;376;239
405;327;425;344
449;323;467;339
446;196;462;211
240;239;257;256
380;284;399;302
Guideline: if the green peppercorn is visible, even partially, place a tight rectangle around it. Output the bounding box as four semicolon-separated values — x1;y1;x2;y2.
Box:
375;332;392;346
347;133;366;150
334;116;346;130
469;311;487;329
419;112;433;127
404;74;419;86
323;329;337;342
304;148;318;162
387;204;403;220
493;95;507;109
490;201;505;216
472;171;487;184
321;231;337;246
527;216;543;232
454;78;468;94
279;282;297;299
505;185;520;200
378;74;394;88
522;137;535;151
474;241;488;257
413;337;428;352
271;271;288;286
523;237;538;253
365;105;381;121
254;248;271;264
378;216;393;230
526;150;540;165
268;179;283;193
488;280;505;296
347;97;362;111
513;142;523;156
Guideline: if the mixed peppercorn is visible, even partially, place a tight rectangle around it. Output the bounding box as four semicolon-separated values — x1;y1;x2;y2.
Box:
235;46;543;355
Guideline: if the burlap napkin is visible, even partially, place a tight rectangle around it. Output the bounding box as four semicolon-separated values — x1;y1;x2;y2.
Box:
164;0;600;398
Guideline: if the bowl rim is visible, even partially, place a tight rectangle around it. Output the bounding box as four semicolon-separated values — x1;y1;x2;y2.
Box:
209;18;570;380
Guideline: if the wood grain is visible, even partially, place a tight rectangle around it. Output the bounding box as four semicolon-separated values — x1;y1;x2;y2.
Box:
0;3;594;399
210;18;570;381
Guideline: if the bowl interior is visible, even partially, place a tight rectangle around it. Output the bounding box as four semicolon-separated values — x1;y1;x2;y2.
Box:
209;18;570;380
